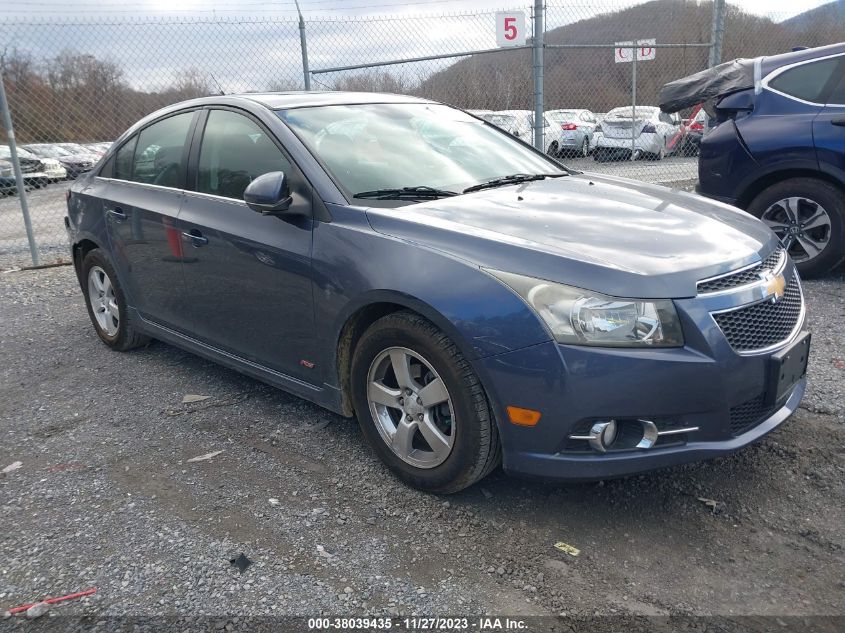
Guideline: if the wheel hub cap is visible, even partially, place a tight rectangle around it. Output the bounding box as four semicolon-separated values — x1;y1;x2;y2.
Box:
366;346;455;469
761;196;831;263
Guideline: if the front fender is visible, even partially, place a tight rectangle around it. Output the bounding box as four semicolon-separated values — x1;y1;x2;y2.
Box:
312;205;551;389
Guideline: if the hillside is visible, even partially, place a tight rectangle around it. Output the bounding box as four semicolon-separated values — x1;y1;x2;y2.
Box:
409;0;844;112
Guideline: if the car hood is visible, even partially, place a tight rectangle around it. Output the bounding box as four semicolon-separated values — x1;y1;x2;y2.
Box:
364;173;779;299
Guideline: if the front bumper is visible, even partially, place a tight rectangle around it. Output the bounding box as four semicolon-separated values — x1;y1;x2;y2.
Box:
473;295;807;481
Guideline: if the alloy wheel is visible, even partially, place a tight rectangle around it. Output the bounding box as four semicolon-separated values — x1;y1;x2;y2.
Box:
366;346;455;469
87;265;119;336
761;196;831;263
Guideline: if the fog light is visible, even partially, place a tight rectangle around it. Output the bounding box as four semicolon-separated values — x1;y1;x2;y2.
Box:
588;420;617;453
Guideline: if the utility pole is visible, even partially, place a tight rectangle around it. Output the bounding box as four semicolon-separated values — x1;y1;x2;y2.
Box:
295;0;311;90
532;0;544;151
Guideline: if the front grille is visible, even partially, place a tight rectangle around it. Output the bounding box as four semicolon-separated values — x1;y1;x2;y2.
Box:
729;393;774;435
712;275;803;353
697;248;784;294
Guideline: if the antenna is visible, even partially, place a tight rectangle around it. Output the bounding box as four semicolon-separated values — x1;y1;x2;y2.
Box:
209;73;225;96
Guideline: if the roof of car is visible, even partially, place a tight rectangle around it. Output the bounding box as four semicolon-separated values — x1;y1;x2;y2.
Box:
235;91;435;109
761;42;845;75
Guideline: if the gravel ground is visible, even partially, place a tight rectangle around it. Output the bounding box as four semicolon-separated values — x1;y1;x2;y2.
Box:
1;265;844;623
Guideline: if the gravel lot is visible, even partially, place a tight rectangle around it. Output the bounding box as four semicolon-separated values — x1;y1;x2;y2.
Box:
1;264;843;624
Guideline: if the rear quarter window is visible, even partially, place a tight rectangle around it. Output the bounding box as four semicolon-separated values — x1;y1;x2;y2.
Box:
768;57;842;103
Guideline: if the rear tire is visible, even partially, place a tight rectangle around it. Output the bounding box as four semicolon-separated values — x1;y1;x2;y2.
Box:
351;311;500;494
81;248;150;351
547;141;559;158
746;178;845;278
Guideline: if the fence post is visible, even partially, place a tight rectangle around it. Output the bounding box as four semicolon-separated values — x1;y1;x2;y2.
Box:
0;68;39;267
631;47;637;161
532;0;544;151
708;0;726;68
295;0;311;90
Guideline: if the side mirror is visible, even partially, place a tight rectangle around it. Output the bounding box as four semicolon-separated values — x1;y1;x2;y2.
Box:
244;171;293;215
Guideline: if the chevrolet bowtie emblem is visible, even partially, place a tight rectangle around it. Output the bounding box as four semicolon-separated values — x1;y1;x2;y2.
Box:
764;273;786;302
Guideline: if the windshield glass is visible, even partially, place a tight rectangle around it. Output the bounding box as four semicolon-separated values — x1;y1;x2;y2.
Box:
26;145;71;158
58;143;90;154
0;146;38;160
548;110;579;121
279;103;560;197
607;107;657;119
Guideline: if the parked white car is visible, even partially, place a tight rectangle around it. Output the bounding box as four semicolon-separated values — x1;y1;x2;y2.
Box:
593;106;681;161
482;110;533;144
545;109;600;157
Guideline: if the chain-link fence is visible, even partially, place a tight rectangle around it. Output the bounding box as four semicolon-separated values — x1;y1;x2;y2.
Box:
0;0;838;268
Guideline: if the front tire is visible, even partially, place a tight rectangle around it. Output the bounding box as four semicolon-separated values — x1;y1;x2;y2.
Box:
547;141;559;158
747;178;845;278
81;248;150;351
351;311;500;494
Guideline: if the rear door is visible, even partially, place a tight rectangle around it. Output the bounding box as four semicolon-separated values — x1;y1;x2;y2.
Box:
812;56;845;182
103;109;199;332
177;107;317;381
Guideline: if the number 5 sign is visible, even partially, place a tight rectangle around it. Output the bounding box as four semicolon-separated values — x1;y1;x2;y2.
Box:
496;11;525;47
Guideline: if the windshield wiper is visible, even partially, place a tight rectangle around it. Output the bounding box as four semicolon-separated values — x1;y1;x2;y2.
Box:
463;173;565;194
353;186;459;200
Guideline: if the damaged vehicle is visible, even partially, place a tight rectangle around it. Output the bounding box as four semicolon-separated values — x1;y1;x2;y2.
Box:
660;43;845;277
67;92;808;493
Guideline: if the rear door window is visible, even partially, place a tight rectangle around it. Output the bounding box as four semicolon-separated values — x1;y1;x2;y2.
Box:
826;65;845;105
768;57;841;103
131;111;195;187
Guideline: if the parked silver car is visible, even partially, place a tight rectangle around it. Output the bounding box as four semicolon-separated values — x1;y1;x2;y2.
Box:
594;106;681;161
545;109;599;157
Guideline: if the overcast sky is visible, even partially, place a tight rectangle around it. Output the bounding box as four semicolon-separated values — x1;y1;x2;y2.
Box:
1;0;838;92
1;0;836;20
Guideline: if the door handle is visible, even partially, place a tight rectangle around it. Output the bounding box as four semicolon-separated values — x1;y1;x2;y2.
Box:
182;230;209;247
831;117;845;127
107;207;126;222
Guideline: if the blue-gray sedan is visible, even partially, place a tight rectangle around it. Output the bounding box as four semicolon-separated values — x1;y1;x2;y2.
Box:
66;92;809;493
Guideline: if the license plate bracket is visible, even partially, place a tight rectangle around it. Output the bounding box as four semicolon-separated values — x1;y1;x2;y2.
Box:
765;331;810;406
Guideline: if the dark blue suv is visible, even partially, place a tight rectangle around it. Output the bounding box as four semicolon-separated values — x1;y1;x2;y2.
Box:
696;43;845;278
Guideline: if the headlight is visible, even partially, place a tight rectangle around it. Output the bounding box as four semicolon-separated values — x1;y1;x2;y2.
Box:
487;269;684;347
0;167;12;178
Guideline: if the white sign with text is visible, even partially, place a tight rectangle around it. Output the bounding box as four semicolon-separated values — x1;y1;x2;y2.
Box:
496;11;526;47
615;39;656;63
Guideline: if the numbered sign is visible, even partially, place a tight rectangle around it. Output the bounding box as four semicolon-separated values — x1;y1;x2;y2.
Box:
496;11;525;47
615;39;656;63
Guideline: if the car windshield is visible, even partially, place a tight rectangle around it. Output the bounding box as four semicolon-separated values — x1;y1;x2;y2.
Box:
607;107;657;119
26;145;71;158
58;143;90;154
0;146;38;160
482;114;516;127
548;110;579;121
279;103;562;197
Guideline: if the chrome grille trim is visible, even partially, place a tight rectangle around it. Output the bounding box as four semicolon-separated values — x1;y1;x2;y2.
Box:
710;273;805;355
697;248;785;295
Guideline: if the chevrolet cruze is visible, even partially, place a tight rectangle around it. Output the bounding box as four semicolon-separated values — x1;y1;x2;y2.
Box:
66;92;810;493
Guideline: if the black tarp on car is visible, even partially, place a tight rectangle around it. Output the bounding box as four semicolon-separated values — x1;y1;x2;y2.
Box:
658;58;756;114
